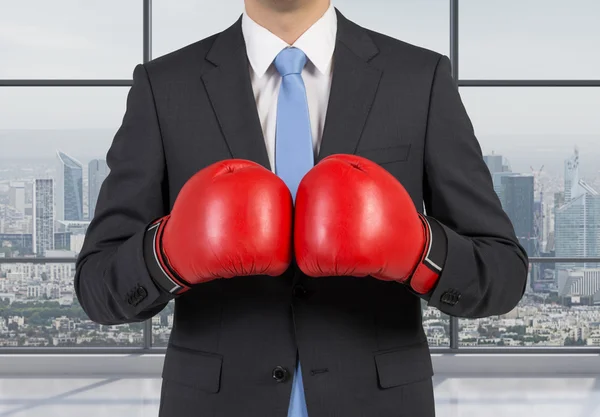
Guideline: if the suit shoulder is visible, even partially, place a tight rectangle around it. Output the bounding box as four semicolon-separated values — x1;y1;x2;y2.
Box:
365;29;444;68
143;34;219;77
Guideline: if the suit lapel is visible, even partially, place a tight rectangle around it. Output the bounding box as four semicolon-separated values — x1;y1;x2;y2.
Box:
202;17;271;171
317;10;382;162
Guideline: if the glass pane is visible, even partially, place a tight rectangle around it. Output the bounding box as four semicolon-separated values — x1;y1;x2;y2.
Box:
460;0;600;79
153;0;449;59
0;1;142;79
0;87;143;348
329;0;449;55
458;87;600;347
460;88;599;176
423;301;450;347
152;300;174;347
152;1;245;59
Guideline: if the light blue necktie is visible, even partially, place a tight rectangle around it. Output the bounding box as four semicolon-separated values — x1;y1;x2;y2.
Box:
274;47;312;417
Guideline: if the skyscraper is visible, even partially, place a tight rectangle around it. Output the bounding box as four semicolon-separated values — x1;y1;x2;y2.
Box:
484;154;515;200
564;148;580;202
533;199;543;251
492;172;518;204
33;179;54;257
88;159;109;220
483;153;510;175
8;182;26;213
501;174;535;256
555;192;600;270
554;192;565;215
484;154;536;256
556;148;600;270
56;151;83;221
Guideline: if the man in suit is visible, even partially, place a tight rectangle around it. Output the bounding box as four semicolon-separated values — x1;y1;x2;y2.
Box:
75;0;529;416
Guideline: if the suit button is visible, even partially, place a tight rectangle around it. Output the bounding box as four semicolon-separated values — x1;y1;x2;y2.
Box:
293;285;308;298
272;366;289;383
136;286;148;298
441;289;461;306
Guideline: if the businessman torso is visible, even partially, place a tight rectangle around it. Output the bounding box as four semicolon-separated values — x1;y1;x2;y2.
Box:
150;11;437;416
77;6;527;417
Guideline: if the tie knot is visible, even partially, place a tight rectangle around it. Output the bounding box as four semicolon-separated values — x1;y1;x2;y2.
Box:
274;47;307;77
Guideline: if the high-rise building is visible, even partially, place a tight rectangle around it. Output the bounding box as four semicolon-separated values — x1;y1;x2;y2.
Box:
533;250;556;293
556;148;600;270
88;159;109;220
56;151;83;221
492;172;518;202
55;220;89;254
484;155;537;257
483;153;510;175
0;233;33;255
54;232;72;251
533;199;543;252
484;153;516;202
501;174;535;256
564;147;581;202
33;179;54;257
558;269;600;301
554;192;565;215
8;182;26;213
555;193;600;270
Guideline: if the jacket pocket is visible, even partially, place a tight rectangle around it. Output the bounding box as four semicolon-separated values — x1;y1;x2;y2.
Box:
374;341;433;389
356;144;411;165
162;344;223;394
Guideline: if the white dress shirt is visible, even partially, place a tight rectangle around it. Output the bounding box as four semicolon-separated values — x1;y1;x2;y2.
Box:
241;3;337;171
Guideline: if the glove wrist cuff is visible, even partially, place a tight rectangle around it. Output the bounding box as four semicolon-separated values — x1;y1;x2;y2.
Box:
407;215;447;294
143;217;191;295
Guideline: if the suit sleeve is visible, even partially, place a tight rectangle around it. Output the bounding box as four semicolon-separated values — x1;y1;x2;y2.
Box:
419;55;529;318
74;64;175;326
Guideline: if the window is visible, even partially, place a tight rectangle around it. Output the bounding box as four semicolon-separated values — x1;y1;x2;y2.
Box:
0;88;137;347
423;302;451;347
1;1;598;352
152;301;174;348
458;87;600;347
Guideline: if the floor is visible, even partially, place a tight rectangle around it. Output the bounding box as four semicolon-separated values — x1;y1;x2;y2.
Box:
0;377;599;416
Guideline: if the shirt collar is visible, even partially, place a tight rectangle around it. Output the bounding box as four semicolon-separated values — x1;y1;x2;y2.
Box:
242;3;337;77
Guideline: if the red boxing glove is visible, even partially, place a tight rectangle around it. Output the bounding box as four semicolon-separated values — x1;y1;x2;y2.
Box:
294;154;442;294
149;160;293;293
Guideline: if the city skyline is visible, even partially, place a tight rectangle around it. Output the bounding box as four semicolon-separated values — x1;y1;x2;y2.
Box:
1;144;600;348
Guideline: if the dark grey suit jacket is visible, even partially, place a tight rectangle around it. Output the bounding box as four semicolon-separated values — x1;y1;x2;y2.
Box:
75;9;528;417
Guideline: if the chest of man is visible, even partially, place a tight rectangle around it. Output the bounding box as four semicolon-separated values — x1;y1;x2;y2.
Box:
151;55;429;212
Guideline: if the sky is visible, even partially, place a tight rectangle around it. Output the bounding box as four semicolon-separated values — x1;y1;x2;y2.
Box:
0;0;599;171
